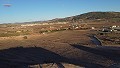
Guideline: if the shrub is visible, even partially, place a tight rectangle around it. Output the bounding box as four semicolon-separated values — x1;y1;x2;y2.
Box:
23;36;27;39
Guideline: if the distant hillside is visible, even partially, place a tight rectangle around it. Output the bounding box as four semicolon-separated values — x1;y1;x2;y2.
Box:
48;12;120;23
19;12;120;24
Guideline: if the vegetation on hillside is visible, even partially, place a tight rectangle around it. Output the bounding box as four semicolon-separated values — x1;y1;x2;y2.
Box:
48;12;120;23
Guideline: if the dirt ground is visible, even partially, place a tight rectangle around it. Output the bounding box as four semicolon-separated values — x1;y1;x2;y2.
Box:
0;30;94;49
0;22;119;67
0;30;116;67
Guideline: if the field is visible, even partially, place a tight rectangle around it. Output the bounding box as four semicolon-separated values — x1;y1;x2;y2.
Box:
0;22;119;68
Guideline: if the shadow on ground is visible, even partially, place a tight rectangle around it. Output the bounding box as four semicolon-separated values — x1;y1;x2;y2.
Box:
0;46;105;68
71;44;120;63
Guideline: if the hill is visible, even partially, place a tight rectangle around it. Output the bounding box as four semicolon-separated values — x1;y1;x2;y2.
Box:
48;12;120;23
1;12;119;25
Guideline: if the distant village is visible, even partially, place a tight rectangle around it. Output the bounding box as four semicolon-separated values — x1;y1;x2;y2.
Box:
100;25;120;33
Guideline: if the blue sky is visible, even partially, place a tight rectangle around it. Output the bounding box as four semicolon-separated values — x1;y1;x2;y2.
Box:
0;0;120;23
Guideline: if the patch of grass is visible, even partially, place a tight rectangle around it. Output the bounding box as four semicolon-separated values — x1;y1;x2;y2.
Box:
0;31;30;37
0;33;20;37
